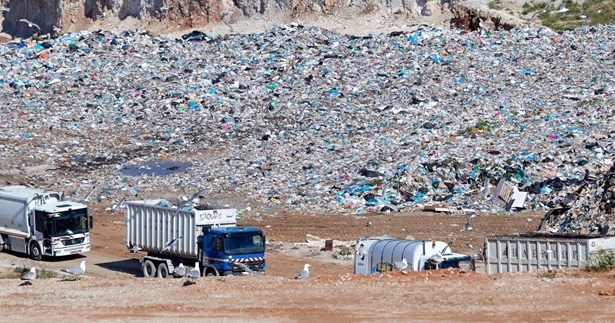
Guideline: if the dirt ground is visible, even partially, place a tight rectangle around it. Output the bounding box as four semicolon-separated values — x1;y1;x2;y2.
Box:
1;203;615;321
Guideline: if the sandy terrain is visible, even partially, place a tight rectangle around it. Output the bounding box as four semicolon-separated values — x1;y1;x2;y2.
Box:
1;204;615;321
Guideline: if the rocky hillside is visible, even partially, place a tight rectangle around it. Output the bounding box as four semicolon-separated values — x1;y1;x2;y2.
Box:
0;0;526;38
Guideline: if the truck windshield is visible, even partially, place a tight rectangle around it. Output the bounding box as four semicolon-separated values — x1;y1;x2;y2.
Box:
224;234;264;255
50;209;88;236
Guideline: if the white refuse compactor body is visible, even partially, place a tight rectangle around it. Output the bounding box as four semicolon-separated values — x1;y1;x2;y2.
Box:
354;237;474;275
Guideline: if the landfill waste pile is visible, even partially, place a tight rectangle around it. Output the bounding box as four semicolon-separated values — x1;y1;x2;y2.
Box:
538;164;615;235
0;24;613;223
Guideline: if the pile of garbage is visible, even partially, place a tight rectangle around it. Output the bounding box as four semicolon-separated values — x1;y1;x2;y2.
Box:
0;24;613;219
538;165;615;235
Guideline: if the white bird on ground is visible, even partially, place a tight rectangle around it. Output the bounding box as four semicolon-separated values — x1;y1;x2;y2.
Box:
62;260;86;276
427;253;444;266
129;245;141;253
394;258;408;271
555;3;570;18
22;267;37;280
186;262;200;281
174;263;186;277
18;19;41;31
295;263;310;279
555;7;569;13
162;236;183;252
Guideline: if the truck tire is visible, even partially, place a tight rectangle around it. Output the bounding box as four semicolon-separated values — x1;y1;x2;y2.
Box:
29;242;42;261
157;263;170;278
143;260;156;278
205;267;218;276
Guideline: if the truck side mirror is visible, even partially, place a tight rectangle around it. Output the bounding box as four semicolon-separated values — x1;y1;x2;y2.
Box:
89;216;94;229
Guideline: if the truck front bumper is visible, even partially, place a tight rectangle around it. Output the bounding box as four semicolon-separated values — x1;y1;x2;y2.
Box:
223;270;266;276
52;244;91;256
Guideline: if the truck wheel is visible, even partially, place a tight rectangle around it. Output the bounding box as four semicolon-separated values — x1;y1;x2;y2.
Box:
157;263;170;278
29;242;42;261
205;268;217;276
143;260;156;278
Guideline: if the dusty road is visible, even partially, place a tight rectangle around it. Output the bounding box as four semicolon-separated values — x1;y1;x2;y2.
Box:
1;205;615;321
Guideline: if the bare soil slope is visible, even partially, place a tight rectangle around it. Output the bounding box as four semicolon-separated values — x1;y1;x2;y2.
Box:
1;205;615;321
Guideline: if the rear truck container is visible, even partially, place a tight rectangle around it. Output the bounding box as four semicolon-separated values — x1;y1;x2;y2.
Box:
354;237;475;275
0;186;92;260
484;233;615;274
125;200;265;278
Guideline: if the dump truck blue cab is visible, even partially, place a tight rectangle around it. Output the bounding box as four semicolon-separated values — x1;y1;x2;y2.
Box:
200;226;266;276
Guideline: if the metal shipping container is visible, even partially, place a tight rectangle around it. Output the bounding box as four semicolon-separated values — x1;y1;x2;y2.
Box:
484;234;615;274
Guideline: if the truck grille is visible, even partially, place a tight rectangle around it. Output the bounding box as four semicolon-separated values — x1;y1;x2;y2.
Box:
231;261;263;272
63;237;85;246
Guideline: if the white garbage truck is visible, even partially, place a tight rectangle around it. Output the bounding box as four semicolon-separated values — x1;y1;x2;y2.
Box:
354;237;474;274
0;186;92;260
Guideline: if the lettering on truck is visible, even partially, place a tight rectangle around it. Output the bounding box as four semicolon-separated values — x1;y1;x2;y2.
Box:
199;210;221;222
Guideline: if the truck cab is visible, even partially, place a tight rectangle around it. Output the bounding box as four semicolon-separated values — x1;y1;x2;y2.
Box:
0;186;92;260
201;226;266;276
33;202;92;258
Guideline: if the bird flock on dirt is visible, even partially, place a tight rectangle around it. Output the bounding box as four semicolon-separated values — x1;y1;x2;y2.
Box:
18;261;87;286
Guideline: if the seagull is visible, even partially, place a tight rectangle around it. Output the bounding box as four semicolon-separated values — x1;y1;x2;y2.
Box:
172;188;206;218
461;213;475;232
221;12;234;32
62;260;86;276
129;245;141;253
478;17;487;33
555;2;570;18
295;263;310;279
18;19;41;31
80;186;96;202
162;235;183;252
174;263;186;277
184;262;200;284
110;197;126;212
394;258;408;271
427;253;444;267
20;267;36;285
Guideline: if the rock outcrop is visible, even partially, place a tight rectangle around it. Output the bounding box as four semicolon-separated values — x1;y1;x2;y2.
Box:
0;0;526;38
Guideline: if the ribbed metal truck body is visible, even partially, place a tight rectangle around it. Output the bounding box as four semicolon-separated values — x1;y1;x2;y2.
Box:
125;200;237;259
484;234;615;274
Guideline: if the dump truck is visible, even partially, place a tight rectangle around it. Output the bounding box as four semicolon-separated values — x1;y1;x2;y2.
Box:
0;186;92;260
354;237;474;275
484;233;615;274
125;200;265;277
